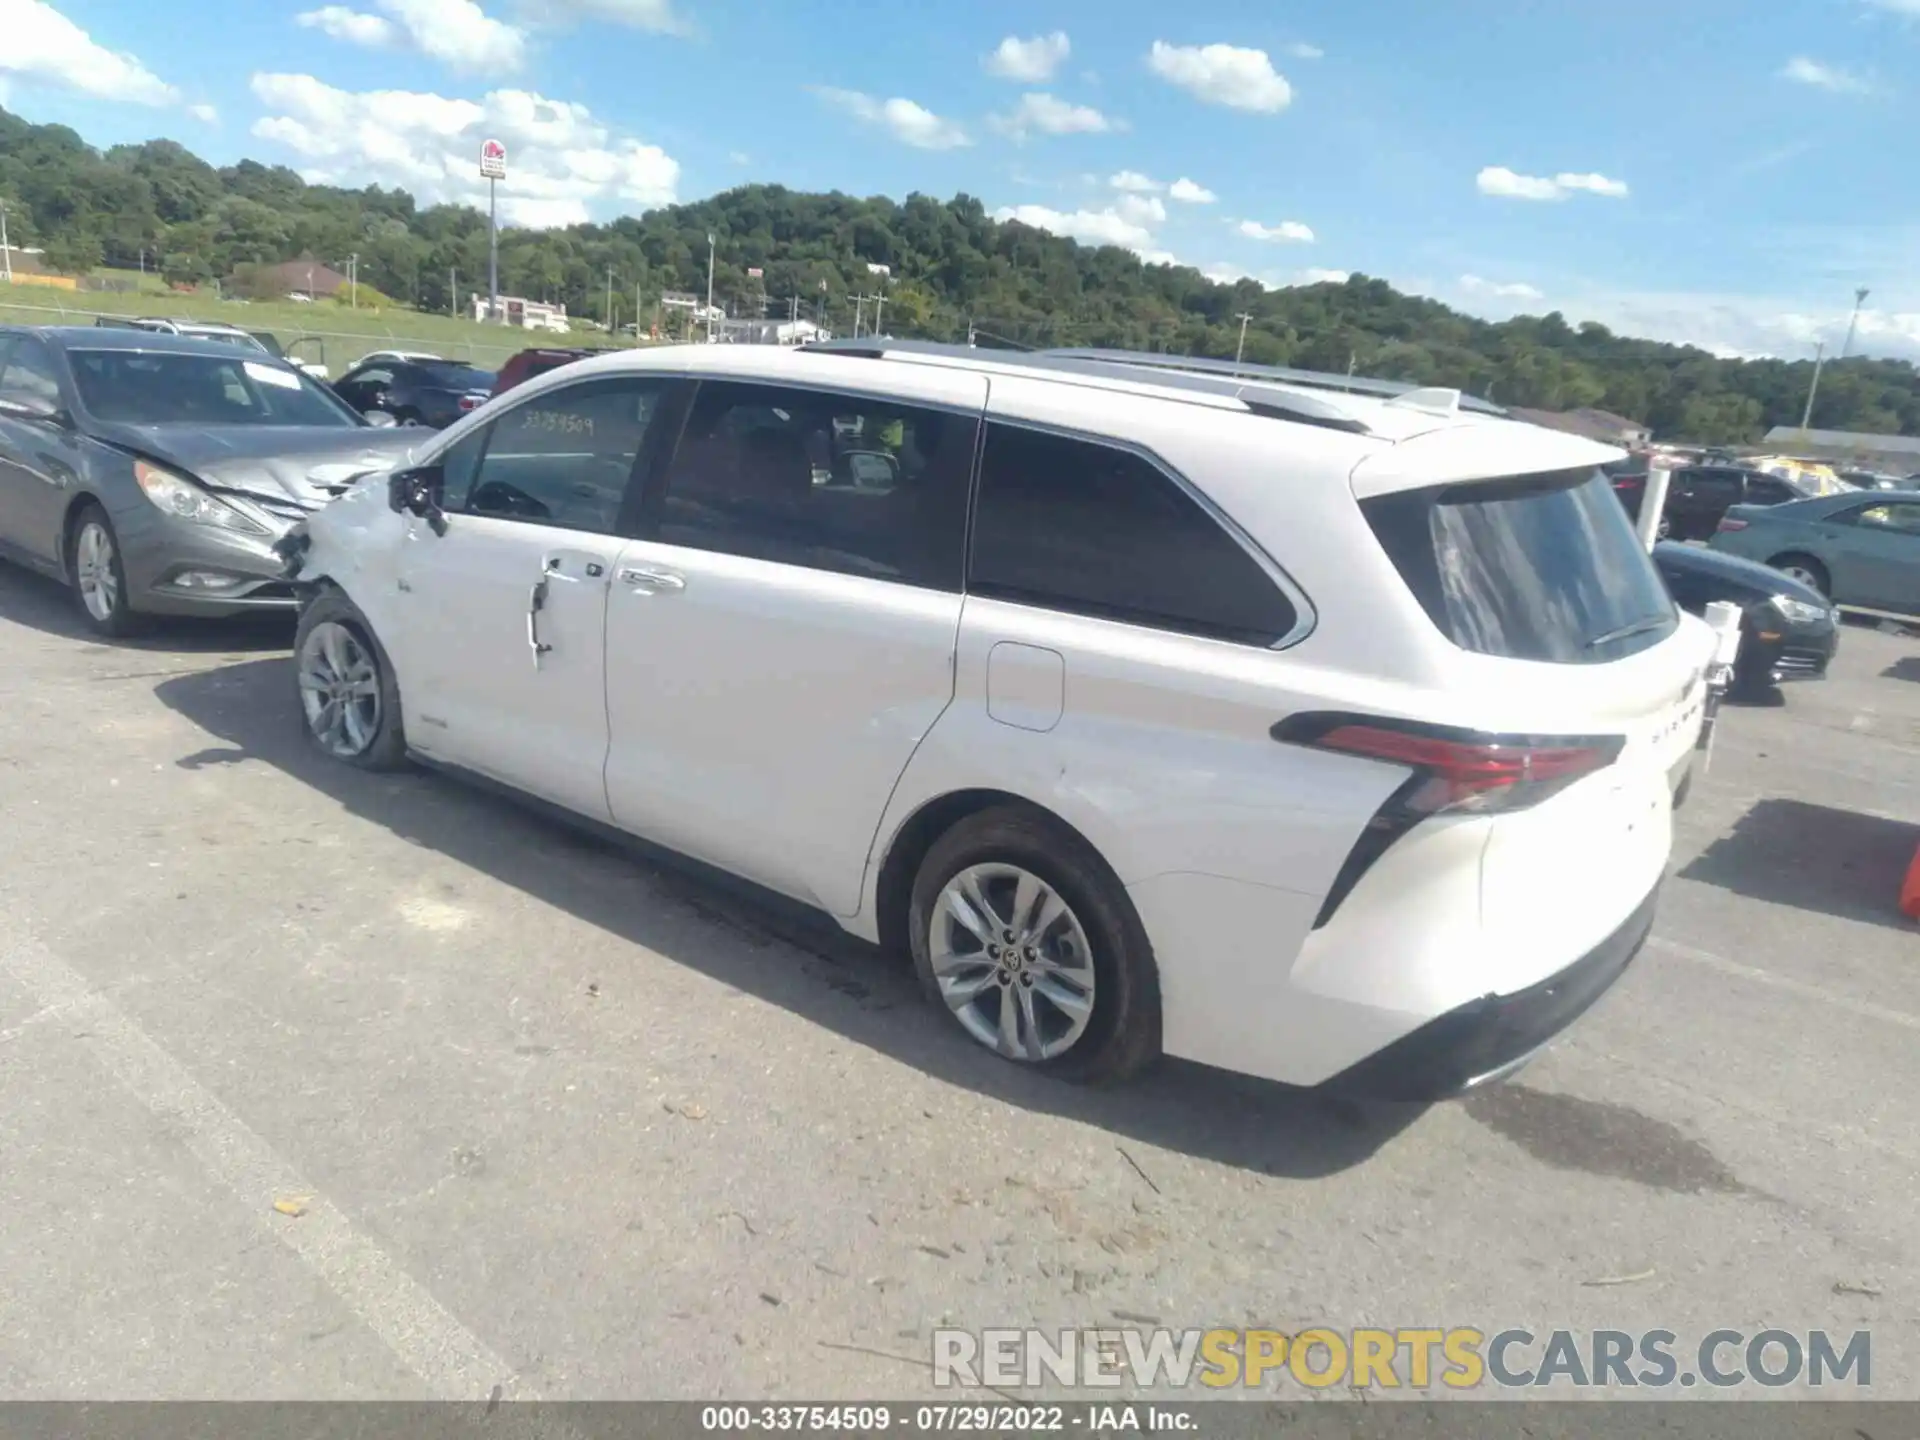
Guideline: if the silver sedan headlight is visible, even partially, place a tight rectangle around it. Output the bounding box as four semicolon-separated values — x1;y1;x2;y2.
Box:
133;460;269;535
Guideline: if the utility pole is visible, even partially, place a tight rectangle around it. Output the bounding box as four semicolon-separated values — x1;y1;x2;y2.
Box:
852;294;866;337
1839;287;1870;360
872;286;887;338
348;253;359;309
450;267;458;317
1799;341;1827;433
1234;312;1253;364
605;265;615;333
705;233;717;343
1;203;12;284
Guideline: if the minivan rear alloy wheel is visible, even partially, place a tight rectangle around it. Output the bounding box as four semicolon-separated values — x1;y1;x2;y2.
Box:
908;806;1161;1084
293;591;409;770
928;863;1098;1062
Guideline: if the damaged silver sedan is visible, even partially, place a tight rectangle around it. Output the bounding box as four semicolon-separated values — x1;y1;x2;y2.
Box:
0;325;422;636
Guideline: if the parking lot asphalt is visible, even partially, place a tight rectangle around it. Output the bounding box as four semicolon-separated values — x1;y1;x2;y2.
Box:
0;564;1915;1403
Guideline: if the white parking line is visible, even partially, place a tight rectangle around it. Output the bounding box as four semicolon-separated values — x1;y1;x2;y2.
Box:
0;919;534;1402
1648;933;1920;1032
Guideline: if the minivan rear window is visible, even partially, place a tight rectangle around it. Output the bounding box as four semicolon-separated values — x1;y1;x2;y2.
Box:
1361;467;1678;664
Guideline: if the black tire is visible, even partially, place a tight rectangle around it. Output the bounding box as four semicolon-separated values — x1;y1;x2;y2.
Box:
1769;553;1829;597
65;501;143;638
292;589;409;771
907;805;1161;1084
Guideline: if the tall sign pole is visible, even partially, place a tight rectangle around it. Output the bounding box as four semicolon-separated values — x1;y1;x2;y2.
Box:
480;139;507;323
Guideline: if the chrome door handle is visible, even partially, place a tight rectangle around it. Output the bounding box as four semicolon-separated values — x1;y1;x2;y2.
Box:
527;578;554;668
619;566;685;592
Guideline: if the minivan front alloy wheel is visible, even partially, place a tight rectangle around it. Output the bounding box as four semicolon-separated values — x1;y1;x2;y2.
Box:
292;590;409;770
298;621;382;758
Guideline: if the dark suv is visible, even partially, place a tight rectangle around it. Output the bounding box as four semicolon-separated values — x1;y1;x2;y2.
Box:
1614;464;1809;540
330;358;496;429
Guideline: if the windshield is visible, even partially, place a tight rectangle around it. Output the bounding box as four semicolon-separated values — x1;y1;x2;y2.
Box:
67;349;363;427
1362;466;1679;664
418;362;496;391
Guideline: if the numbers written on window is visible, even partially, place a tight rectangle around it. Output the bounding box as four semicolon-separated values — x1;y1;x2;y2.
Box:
650;380;974;590
516;407;596;437
457;378;666;535
969;424;1297;645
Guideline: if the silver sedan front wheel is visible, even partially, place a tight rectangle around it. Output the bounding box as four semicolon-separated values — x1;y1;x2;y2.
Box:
928;863;1097;1062
297;620;382;758
74;519;121;624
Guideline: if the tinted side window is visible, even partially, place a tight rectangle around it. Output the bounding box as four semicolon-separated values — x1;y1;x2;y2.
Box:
462;378;667;533
436;423;492;511
970;424;1297;645
650;380;973;590
1684;470;1741;506
1746;478;1796;505
0;338;64;405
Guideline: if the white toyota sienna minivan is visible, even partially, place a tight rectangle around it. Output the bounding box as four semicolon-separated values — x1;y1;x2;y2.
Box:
280;340;1715;1100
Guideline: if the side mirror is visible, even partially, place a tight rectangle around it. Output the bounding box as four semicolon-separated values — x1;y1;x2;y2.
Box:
386;465;448;536
0;392;69;427
364;410;398;429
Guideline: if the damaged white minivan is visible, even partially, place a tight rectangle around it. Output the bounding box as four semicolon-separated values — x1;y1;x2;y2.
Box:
278;340;1716;1098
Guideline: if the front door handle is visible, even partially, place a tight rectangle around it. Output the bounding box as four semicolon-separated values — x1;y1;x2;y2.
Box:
619;565;685;593
527;577;554;668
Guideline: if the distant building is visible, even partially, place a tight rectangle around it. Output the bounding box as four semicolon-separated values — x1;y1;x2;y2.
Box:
1509;406;1652;447
472;294;570;332
714;316;829;346
1760;426;1920;472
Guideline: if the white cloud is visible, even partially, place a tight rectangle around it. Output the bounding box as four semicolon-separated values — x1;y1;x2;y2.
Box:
813;87;970;149
1135;248;1182;267
1147;41;1292;112
1287;42;1324;59
984;31;1070;81
1297;268;1350;285
529;0;688;34
1168;176;1216;204
297;0;525;71
296;6;398;45
2;0;177;106
1116;193;1167;224
990;92;1116;139
188;102;219;123
1109;170;1163;193
728;150;750;165
1476;165;1630;201
993;204;1154;250
1238;218;1315;243
1460;274;1546;301
1780;56;1871;92
248;72;679;226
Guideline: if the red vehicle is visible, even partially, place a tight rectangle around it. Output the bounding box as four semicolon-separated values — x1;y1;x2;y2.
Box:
491;347;594;397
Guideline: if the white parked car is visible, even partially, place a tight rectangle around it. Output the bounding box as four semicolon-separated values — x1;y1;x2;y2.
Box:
280;341;1715;1098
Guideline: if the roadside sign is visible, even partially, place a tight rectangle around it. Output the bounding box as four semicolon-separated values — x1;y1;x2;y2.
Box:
747;267;764;279
480;139;507;180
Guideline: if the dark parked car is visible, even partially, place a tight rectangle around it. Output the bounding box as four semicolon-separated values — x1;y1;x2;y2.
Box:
491;346;594;397
0;326;419;635
1615;464;1810;540
1711;490;1920;619
331;358;496;428
1652;541;1837;696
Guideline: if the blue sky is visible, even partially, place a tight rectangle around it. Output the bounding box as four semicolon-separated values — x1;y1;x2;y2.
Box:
6;0;1920;359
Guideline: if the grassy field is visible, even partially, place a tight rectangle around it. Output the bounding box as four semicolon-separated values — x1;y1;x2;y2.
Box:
0;283;636;373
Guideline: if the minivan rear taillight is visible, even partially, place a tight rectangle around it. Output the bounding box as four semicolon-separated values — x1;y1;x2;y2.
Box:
1273;713;1625;927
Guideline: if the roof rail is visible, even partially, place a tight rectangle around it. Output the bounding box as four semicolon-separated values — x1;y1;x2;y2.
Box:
1044;348;1507;417
797;337;1372;435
